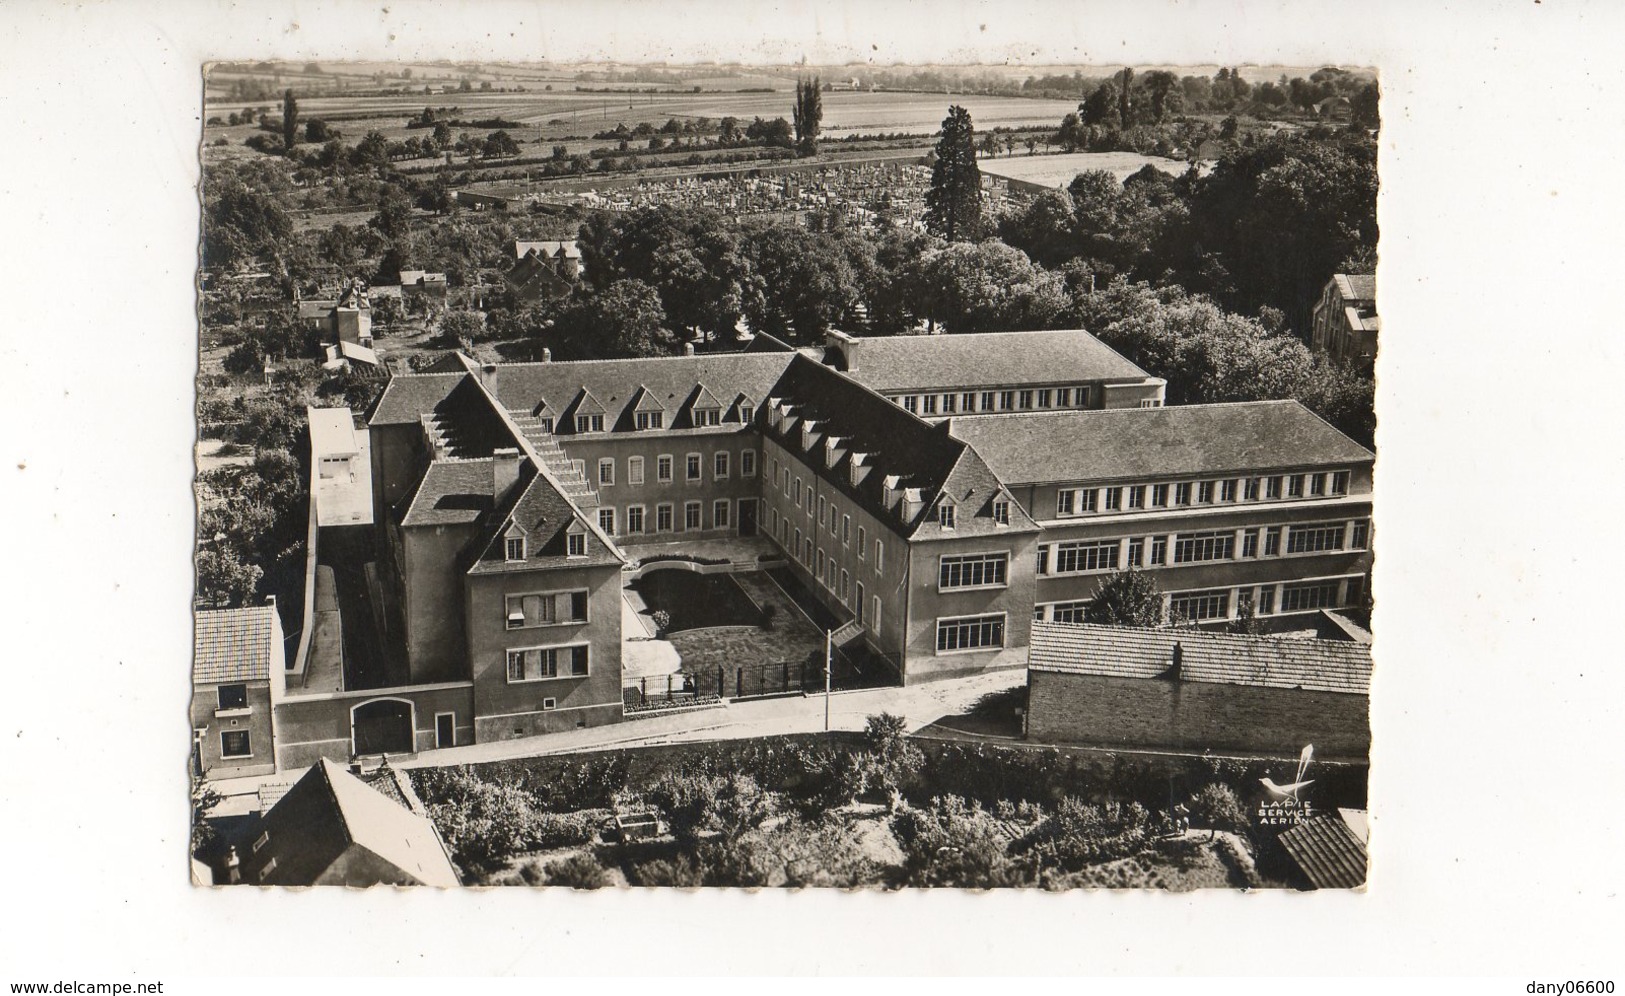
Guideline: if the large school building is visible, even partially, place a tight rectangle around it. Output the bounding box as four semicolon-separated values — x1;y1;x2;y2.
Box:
236;327;1373;773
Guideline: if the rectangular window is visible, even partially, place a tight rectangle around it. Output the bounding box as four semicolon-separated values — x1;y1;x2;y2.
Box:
1170;589;1230;622
961;392;978;413
217;683;248;711
1220;479;1237;502
741;450;756;477
684;501;702;531
627;506;646;534
1286;522;1346;554
922;394;938;415
686;454;702;482
999;390;1016;411
1152;483;1169;507
816;549;826;584
941;394;957;414
598;458;614;486
1174;531;1235;563
938;504;956;529
872;595;882;633
817;495;826;527
506;590;588;629
713;500;731;530
636;411;664;430
628;456;645;486
1197;481;1214;504
903;396;918;414
657;455;673;483
1075;386;1090;407
936;614;1006;653
505;537;525;562
1310;473;1326;496
1266;476;1283;499
1018;390;1034;410
805;489;814;517
1127;485;1145;509
1287;475;1305;498
829;510;839;539
1244;477;1261;500
1057;387;1072;407
598;507;616;536
656;504;673;532
220;731;251;759
506;645;590;682
1242;528;1259;558
981;391;996;412
1281;580;1343;613
1054;540;1120;574
1037;388;1052;408
1258;587;1276;615
1126;538;1144;567
1058;488;1097;516
840;569;850;604
875;539;884;575
740;405;755;423
858;526;866;558
1331;471;1350;496
567;533;586;557
575;414;604;433
714;451;729;479
1150;536;1167;565
992;500;1010;525
1036;546;1049;575
1051;600;1090;624
1264;526;1282;556
1103;487;1122;511
1351;520;1370;549
804;537;813;565
793;477;801;504
939;552;1010;589
842;514;851;545
1174;482;1192;506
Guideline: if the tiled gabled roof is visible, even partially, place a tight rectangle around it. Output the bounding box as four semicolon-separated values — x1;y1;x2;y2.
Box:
947;401;1374;486
764;355;1039;540
1279;812;1368;889
467;471;622;574
193;604;278;684
367;372;466;426
1029;621;1372;695
827;328;1154;392
399;458;503;528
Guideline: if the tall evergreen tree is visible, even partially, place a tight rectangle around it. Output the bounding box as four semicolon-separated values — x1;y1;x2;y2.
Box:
792;77;823;157
281;88;298;152
1116;67;1134;126
924;105;983;243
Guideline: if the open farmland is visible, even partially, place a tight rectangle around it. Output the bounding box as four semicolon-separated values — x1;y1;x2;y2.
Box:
978;150;1201;188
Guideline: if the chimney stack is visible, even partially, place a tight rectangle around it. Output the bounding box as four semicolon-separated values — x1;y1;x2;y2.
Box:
492;448;521;500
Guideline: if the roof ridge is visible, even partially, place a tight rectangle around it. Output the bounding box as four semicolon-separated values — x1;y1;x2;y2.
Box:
485;352;785;369
1037;619;1371;652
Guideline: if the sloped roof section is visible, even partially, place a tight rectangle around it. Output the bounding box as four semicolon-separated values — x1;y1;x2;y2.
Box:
1029;621;1372;696
829;329;1154;392
367;372;466;426
1279;812;1368;889
194;605;278;684
947;401;1374;486
400;458;502;528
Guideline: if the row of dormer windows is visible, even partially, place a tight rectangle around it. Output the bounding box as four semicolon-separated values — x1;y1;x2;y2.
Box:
554;403;754;435
1034;518;1370;575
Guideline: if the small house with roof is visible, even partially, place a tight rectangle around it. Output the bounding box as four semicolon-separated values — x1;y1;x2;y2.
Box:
1310;273;1378;370
505;240;582;305
191;602;285;778
1025;622;1372;757
231;758;460;887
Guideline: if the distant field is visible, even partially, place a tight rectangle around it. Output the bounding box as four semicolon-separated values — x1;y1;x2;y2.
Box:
978;150;1197;188
203;88;1082;146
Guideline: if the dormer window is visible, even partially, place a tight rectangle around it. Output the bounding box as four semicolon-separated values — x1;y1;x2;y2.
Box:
505;537;525;562
636;411;664;431
939;504;956;529
567;531;586;558
739;404;755;423
575;414;604;433
695;408;720;427
992;499;1010;526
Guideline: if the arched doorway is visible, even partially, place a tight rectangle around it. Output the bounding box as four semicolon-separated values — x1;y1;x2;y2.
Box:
351;698;414;756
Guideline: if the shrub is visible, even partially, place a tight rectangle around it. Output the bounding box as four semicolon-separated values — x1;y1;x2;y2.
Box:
1015;798;1156;871
890;795;1028;888
1189;783;1250;840
545;852;608;889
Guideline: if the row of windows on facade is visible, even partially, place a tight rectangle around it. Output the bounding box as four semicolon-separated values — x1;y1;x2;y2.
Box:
774;459;1007;532
895;386;1102;416
506;644;590;683
769;507;886;577
1054;471;1354;518
781;519;885;632
583;449;757;488
555;404;756;436
1036;519;1370;575
1037;574;1365;624
589;497;752;538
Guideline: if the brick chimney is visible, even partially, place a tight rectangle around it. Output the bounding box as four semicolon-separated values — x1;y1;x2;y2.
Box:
492;448;521;501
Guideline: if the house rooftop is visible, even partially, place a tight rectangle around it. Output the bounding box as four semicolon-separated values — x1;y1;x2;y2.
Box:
1028;621;1372;696
193;604;278;685
825;328;1155;393
1279;811;1369;889
400;458;501;528
307;406;359;458
1332;273;1376;304
947;401;1374;485
515;239;581;259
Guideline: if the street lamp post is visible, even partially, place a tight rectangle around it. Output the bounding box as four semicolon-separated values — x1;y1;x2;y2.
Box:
824;628;832;732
